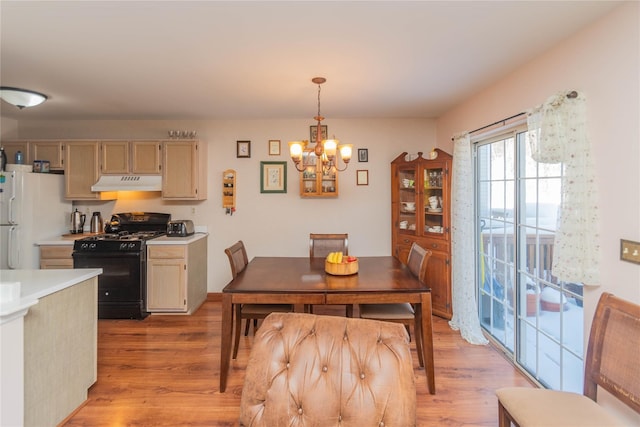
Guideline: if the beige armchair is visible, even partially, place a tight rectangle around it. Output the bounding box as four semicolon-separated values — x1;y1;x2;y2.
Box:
240;312;416;427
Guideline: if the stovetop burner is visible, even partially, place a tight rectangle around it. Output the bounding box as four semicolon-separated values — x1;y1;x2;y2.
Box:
84;231;166;241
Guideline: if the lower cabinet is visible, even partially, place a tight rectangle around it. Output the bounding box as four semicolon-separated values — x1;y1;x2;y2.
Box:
39;245;74;269
147;236;207;314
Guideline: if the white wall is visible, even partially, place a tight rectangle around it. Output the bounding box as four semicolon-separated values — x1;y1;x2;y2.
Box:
11;118;436;292
437;3;639;423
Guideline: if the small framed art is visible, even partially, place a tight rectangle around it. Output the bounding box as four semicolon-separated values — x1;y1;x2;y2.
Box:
268;139;281;156
260;161;287;193
357;170;369;186
358;148;368;162
310;125;328;144
237;140;251;158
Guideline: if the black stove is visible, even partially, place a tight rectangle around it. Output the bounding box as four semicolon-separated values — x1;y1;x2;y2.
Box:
73;212;171;319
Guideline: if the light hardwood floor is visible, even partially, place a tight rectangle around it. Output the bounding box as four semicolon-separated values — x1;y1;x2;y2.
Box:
62;300;533;426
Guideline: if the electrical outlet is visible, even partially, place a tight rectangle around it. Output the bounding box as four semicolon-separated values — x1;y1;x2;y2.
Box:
620;239;640;264
191;207;196;215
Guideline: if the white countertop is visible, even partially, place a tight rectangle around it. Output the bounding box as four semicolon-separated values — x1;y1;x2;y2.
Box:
146;232;208;245
0;269;102;321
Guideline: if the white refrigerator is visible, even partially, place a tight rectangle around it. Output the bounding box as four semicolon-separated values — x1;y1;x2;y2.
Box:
0;170;72;269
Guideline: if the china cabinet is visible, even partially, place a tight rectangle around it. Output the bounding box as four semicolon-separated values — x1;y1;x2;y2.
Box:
297;149;338;198
391;149;453;319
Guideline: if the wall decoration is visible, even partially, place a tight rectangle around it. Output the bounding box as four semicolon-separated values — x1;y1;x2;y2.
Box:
358;148;368;162
268;139;281;156
237;140;251;158
310;125;328;144
357;169;369;186
260;161;287;193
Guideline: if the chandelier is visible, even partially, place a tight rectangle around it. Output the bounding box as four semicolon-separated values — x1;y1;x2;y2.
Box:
289;77;352;173
0;87;48;109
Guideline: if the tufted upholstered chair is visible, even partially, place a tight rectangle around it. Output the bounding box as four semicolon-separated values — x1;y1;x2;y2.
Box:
225;240;293;358
240;312;417;427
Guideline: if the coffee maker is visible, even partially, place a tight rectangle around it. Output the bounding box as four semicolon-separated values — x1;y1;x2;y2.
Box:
70;209;86;234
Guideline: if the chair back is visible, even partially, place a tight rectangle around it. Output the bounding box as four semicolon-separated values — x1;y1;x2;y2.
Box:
583;292;640;414
309;233;348;258
406;242;432;284
240;312;416;426
225;240;248;279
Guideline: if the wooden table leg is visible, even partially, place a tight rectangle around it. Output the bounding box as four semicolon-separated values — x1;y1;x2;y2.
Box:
420;292;436;394
219;293;233;392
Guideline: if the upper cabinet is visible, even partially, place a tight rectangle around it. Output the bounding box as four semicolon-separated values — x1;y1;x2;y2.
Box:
131;141;162;174
296;149;338;198
391;149;453;319
100;141;161;175
31;141;65;170
1;141;65;170
65;141;116;200
162;140;208;200
2;141;30;165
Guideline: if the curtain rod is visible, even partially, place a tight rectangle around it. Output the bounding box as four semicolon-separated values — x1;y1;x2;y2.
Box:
452;90;578;140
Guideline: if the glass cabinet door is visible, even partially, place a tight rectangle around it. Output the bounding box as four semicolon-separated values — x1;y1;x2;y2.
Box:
423;167;444;235
398;167;418;235
301;151;318;194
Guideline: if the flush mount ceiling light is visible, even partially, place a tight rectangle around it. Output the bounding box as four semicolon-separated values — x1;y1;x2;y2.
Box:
0;86;48;109
289;77;352;173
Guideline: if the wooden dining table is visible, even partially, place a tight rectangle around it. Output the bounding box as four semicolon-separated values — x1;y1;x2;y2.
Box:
219;256;436;394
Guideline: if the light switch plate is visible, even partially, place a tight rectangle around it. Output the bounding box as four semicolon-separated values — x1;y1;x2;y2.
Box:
620;239;640;264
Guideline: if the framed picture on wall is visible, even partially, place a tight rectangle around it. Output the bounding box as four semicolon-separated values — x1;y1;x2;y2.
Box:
268;139;281;156
310;125;328;144
237;140;251;158
357;170;369;186
358;148;368;162
260;161;287;193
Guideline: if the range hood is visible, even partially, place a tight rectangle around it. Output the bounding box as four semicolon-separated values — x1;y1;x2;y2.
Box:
91;175;162;192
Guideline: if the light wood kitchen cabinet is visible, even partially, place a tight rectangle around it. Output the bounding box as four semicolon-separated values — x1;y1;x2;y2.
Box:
1;141;30;165
64;141;116;200
39;245;74;269
31;141;65;170
391;149;453;319
100;140;161;175
100;141;129;174
161;140;208;200
147;235;208;314
131;141;162;174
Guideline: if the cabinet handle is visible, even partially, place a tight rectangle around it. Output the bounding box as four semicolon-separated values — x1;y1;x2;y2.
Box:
431;243;439;249
403;239;411;243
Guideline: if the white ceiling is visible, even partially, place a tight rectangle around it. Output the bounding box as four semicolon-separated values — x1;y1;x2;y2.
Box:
0;1;620;121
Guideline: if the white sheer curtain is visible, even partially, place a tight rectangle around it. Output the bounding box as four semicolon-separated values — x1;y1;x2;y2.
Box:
527;91;600;285
449;133;488;345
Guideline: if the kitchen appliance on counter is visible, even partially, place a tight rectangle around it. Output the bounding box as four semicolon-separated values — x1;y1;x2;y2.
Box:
70;208;86;234
166;219;195;237
72;212;171;319
0;170;72;269
90;211;103;233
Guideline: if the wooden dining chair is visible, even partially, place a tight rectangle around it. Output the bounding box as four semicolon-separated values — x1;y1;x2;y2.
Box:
225;240;293;359
496;292;640;426
359;242;432;367
309;233;352;316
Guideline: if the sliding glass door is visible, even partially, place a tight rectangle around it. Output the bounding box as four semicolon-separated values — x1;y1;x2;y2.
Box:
475;127;584;392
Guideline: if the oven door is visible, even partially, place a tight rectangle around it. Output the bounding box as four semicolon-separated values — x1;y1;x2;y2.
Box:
73;251;148;319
